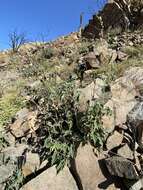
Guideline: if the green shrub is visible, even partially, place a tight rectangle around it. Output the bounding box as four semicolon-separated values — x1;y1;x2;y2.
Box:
21;60;57;78
22;63;44;78
41;47;55;59
78;41;90;54
27;79;110;172
81;101;111;148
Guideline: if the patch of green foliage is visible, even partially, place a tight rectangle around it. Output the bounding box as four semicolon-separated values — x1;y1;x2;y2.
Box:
27;79;110;172
40;47;55;59
78;41;90;54
21;59;58;79
0;91;25;128
81;101;111;148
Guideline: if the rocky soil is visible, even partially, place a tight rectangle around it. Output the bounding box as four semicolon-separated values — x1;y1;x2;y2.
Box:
0;0;143;190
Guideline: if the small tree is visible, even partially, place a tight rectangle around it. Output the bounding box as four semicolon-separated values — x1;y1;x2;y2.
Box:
9;30;27;52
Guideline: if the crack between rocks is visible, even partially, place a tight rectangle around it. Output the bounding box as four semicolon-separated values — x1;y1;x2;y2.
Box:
21;163;51;187
69;159;83;190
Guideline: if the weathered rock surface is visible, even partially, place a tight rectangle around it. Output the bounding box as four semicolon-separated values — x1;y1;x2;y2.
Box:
102;73;138;134
75;144;123;190
10;110;37;138
0;165;15;184
124;177;143;190
93;40;116;65
15;108;29;120
127;102;143;145
20;166;78;190
102;1;129;30
118;144;134;160
124;67;143;87
105;156;139;180
22;152;40;177
83;52;100;69
0;144;28;164
116;50;128;61
129;178;143;190
102;100;115;133
110;77;137;126
0;184;5;190
106;131;123;150
0;144;28;186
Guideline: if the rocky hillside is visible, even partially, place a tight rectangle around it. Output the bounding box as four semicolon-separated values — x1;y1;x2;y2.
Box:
0;0;143;190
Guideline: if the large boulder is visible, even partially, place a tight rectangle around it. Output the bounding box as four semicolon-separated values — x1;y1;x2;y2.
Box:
101;1;129;30
105;156;139;180
127;102;143;146
124;67;143;87
110;77;137;125
74;144;123;190
20;166;78;190
102;67;143;134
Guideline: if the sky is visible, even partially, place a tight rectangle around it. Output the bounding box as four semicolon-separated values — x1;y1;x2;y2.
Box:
0;0;106;50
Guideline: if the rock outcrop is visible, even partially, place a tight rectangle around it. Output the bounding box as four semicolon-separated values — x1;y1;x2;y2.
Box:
82;0;143;39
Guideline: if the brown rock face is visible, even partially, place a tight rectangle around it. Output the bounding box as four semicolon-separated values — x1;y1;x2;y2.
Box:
82;0;143;39
82;15;103;39
101;2;128;30
82;1;128;39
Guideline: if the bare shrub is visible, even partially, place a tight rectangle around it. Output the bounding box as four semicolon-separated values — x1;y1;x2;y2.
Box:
9;30;27;53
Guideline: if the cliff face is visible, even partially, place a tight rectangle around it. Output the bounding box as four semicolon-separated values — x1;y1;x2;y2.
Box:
82;0;143;39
